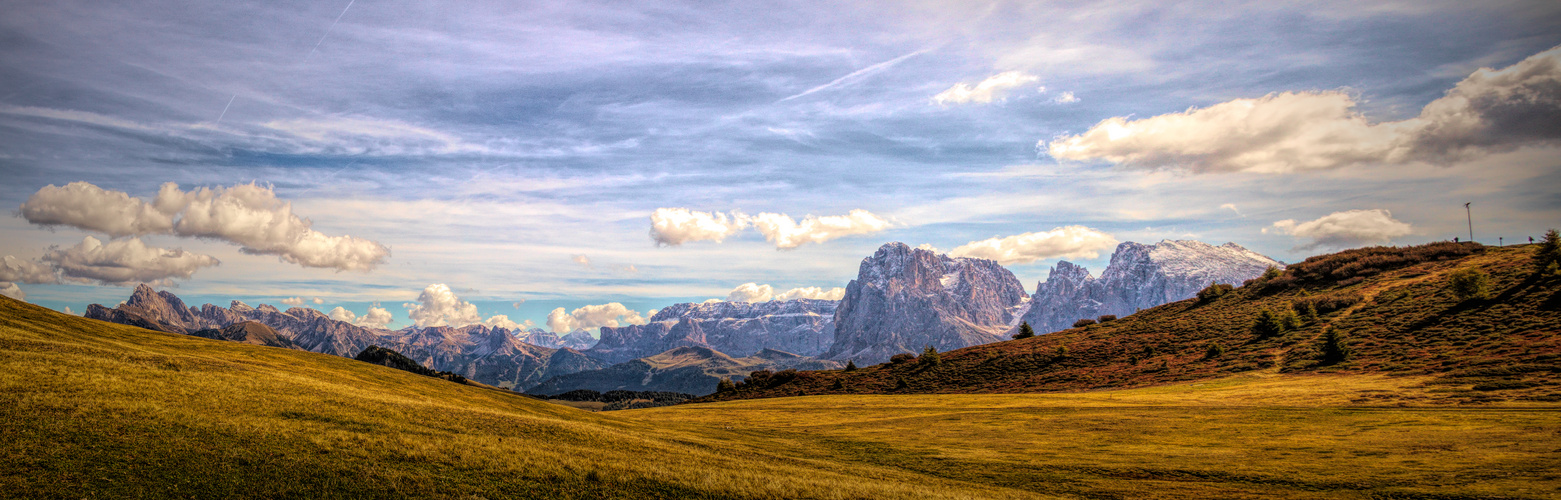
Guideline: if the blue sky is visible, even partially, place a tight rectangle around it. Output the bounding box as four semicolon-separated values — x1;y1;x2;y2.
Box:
2;0;1559;331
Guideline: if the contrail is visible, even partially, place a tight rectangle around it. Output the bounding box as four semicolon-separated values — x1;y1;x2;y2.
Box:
778;49;926;102
214;94;236;124
304;0;356;63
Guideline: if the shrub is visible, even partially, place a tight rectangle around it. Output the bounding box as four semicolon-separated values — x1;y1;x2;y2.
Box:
1097;314;1117;323
1055;345;1069;358
1251;309;1286;338
1012;322;1036;339
1284;241;1481;285
894;377;908;390
716;377;735;393
1293;292;1362;315
844;360;858;371
920;346;941;366
889;353;915;365
1320;328;1350;365
1205;342;1225;359
1536;228;1561;272
830;378;846;390
1072;318;1097;328
1278;307;1302;331
1297;300;1318;322
1197;282;1234;302
1448;268;1492;301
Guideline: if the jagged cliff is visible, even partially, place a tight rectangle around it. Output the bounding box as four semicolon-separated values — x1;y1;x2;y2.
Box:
825;242;1028;364
1018;240;1282;334
588;299;837;365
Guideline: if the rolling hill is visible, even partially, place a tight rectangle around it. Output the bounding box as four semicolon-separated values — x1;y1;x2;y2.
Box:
3;279;1559;498
700;242;1561;402
529;346;841;396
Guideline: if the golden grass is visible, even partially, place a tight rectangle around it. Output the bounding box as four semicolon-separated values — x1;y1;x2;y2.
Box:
3;296;1558;498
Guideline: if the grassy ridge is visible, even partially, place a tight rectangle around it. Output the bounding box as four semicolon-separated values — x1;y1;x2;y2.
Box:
0;297;1037;499
701;243;1561;402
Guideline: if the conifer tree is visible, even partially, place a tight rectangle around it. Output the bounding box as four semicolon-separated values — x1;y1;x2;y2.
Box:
920;346;941;366
844;360;858;371
1320;328;1351;364
1013;322;1037;339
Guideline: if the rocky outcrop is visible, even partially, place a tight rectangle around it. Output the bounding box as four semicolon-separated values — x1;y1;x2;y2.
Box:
515;328;599;351
587;299;837;365
825;242;1028;364
1017;240;1283;334
189;321;301;350
380;325;606;390
529;346;842;396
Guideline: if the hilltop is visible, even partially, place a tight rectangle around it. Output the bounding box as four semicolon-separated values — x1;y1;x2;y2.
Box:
701;242;1561;402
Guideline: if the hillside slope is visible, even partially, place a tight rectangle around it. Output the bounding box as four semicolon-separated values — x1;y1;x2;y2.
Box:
702;242;1561;402
0;295;1034;499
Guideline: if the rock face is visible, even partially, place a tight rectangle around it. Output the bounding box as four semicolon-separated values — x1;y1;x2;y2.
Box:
515;328;599;351
381;325;605;390
189;321;301;350
1018;240;1283;334
82;285;602;389
587;299;837;365
826;242;1029;364
529;346;842;396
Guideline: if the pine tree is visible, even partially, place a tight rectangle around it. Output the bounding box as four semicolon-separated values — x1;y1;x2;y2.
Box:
920;346;941;366
1320;328;1351;364
1297;301;1318;323
1251;309;1285;338
831;378;846;390
1536;229;1561;272
1205;342;1224;359
1013;322;1037;339
894;377;908;390
1054;345;1068;359
844;360;858;372
1448;268;1492;301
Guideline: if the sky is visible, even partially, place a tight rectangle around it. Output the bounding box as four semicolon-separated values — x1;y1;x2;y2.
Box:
2;0;1559;332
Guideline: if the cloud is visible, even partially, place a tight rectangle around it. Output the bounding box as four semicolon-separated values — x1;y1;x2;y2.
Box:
403;283;483;328
312;297;324;304
748;209;891;249
949;226;1119;265
1220;203;1243;216
1;255;58;284
1;282;23;301
1053;91;1079;104
481;315;535;331
774;286;846;301
329;304;393;329
571;254;592;268
722;282;846;302
545;302;649;333
933;71;1040;105
649;208;749;246
19;182;178;237
780;49;926;102
512;300;526;308
19;181;390;272
1267;209;1414;249
42;236;219;286
63;306;78;315
725;282;775;303
281;297;305;306
1045;45;1561;173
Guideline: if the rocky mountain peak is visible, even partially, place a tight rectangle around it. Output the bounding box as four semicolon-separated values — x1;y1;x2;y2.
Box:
826;242;1028;364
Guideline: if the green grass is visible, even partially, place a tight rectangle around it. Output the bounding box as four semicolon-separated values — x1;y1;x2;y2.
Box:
4;293;1560;498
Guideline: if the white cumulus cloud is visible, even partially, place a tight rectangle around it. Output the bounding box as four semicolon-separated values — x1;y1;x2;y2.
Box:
1267;209;1414;249
949;226;1119;265
403;283;483;328
721;282;846;302
1053;91;1079;104
775;286;846;301
42;236;219;286
748;209;891;249
546;303;649;333
281;297;305;306
649;208;749;246
329;304;393;329
1;255;58;284
19;181;389;272
1046;45;1561;173
1;282;24;301
571;254;592;268
933;71;1040;105
481;315;535;331
725;282;775;303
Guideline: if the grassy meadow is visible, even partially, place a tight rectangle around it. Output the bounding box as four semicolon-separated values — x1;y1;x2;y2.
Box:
3;295;1559;498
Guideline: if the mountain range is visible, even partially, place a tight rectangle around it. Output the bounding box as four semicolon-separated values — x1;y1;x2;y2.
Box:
81;238;1282;395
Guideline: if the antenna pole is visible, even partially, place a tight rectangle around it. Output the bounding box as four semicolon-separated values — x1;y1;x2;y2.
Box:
1464;202;1474;243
